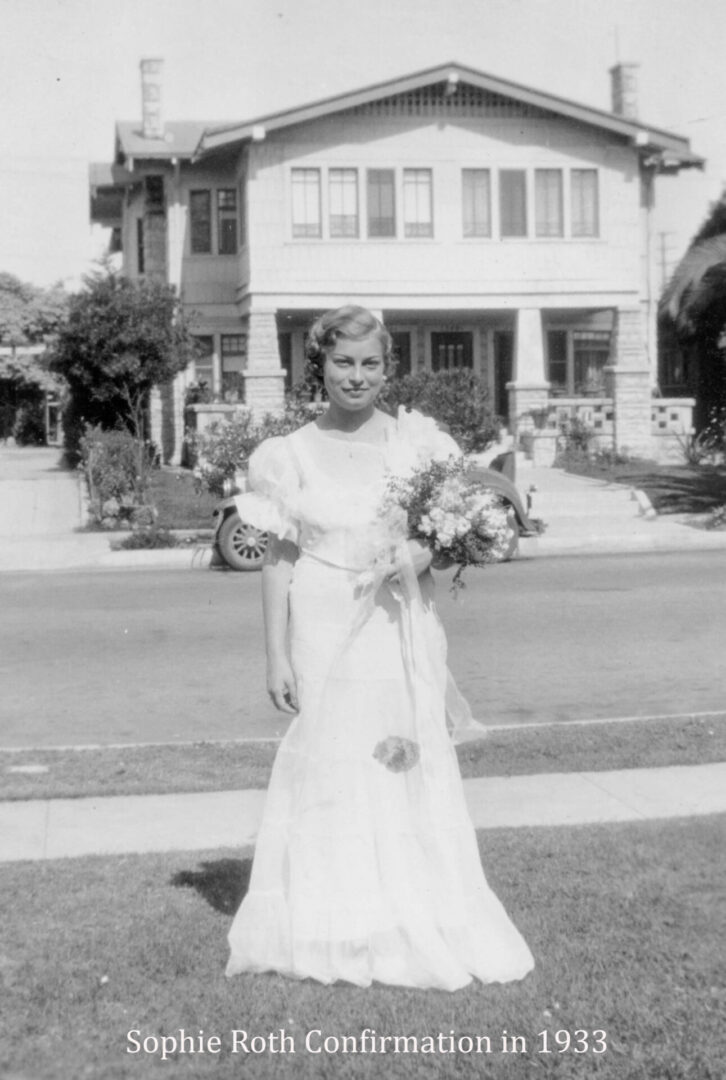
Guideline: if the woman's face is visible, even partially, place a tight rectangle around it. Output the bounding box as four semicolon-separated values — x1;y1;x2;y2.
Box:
322;334;386;413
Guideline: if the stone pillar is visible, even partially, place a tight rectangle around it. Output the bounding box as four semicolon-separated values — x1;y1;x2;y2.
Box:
243;309;286;417
606;307;652;457
507;307;550;442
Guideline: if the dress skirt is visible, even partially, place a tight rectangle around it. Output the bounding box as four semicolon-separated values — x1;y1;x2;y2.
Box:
226;552;534;990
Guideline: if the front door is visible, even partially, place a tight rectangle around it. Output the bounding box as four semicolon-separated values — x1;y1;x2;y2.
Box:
431;332;473;372
493;330;514;422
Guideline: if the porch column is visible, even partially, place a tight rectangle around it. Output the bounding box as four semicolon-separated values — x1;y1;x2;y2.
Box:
243;308;286;417
507;307;549;438
606;308;652;457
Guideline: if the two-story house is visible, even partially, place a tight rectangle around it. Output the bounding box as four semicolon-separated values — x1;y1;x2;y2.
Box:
90;59;702;464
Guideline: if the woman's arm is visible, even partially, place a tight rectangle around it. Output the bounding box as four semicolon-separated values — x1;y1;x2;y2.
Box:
261;534;299;714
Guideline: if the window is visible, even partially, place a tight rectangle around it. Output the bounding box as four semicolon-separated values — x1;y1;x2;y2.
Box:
431;332;473;371
136;218;145;274
462;169;491;237
220;333;246;402
535;170;563;237
547;330;568;394
574;331;610;395
571;170;599;237
329;169;358;237
217;190;238;254
499;170;527;237
367;169;396;237
193;335;214;392
238;169;247;247
291;169;321;238
190;190;212;253
403;169;433;238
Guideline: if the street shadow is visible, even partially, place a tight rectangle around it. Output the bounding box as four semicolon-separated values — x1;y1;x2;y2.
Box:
171;857;252;914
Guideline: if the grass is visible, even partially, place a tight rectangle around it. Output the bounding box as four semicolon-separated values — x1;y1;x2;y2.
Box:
3;712;725;801
1;816;723;1078
148;467;218;530
557;454;726;517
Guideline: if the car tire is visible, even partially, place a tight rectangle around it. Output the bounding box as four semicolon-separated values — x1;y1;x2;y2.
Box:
217;513;268;571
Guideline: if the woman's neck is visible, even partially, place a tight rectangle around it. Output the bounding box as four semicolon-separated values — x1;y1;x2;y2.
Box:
321;403;379;433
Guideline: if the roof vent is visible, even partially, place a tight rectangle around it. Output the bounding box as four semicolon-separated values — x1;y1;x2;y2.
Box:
140;58;164;139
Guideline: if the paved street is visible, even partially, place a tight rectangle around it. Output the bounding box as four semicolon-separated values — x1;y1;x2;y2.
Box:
2;550;725;748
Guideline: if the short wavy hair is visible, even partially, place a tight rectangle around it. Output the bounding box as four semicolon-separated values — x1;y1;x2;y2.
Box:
305;305;393;386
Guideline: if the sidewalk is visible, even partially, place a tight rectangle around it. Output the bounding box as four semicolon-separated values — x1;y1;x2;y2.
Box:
2;445;726;573
2;762;725;862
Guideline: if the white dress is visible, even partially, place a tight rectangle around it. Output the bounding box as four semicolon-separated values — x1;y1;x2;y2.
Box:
226;408;534;990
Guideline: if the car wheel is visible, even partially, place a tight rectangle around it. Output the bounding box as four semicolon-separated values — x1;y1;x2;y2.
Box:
217;513;268;571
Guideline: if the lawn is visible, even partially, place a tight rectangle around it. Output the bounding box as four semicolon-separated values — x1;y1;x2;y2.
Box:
148;467;218;530
3;712;725;801
558;456;726;517
1;816;723;1079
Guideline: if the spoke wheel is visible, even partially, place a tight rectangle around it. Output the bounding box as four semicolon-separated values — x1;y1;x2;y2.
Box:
217;513;268;571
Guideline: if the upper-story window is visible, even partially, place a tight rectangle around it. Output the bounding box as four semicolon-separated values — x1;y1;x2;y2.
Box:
403;169;433;238
291;168;321;238
571;169;599;237
535;169;563;237
190;188;240;254
367;169;396;237
499;170;527;237
329;169;358;238
217;190;238;254
462;169;491;237
190;190;212;253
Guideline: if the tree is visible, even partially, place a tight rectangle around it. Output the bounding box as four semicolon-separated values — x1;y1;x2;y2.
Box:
0;273;67;443
50;267;196;455
660;194;726;431
0;272;67;348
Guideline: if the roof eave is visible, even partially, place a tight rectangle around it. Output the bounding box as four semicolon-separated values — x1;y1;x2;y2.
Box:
195;61;698;159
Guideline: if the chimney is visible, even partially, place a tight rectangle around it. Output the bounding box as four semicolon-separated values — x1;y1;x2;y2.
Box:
140;58;164;139
609;62;639;120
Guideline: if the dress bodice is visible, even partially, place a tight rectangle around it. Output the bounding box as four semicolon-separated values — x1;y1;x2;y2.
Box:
235;408;460;570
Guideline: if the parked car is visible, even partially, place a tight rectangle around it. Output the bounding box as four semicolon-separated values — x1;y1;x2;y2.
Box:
212;457;541;571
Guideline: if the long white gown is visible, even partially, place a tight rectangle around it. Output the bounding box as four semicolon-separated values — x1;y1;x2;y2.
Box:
226;408;534;990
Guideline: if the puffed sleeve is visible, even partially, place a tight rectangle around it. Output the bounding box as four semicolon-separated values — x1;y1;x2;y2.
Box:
233;436;301;545
396;406;463;463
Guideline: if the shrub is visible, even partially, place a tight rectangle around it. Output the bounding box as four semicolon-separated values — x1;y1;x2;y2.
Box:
380;369;500;453
12;401;46;446
114;527;179;550
190;400;325;496
80;425;152;529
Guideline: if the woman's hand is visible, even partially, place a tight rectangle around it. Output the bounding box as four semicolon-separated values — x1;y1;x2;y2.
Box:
388;538;433;584
266;655;299;714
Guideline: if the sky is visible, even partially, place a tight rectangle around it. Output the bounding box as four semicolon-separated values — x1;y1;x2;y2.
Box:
1;0;724;289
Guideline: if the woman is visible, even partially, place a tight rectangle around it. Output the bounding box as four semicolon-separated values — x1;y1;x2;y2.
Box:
226;305;534;990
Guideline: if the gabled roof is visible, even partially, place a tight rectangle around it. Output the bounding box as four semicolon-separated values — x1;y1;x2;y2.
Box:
115;121;226;162
196;61;702;167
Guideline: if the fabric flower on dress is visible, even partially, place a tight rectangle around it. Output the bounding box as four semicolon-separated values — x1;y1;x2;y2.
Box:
373;736;421;773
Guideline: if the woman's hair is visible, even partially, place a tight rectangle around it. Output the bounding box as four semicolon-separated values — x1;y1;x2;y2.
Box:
305;305;393;385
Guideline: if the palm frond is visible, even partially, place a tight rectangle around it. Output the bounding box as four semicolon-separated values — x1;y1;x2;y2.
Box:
661;235;726;326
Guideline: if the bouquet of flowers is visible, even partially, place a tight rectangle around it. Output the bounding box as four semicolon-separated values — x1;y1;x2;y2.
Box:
382;458;512;593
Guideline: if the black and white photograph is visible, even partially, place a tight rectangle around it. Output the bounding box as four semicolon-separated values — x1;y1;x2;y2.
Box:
1;0;725;1076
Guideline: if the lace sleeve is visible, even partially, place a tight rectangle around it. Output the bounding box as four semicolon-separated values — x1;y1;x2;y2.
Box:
233;436;300;545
